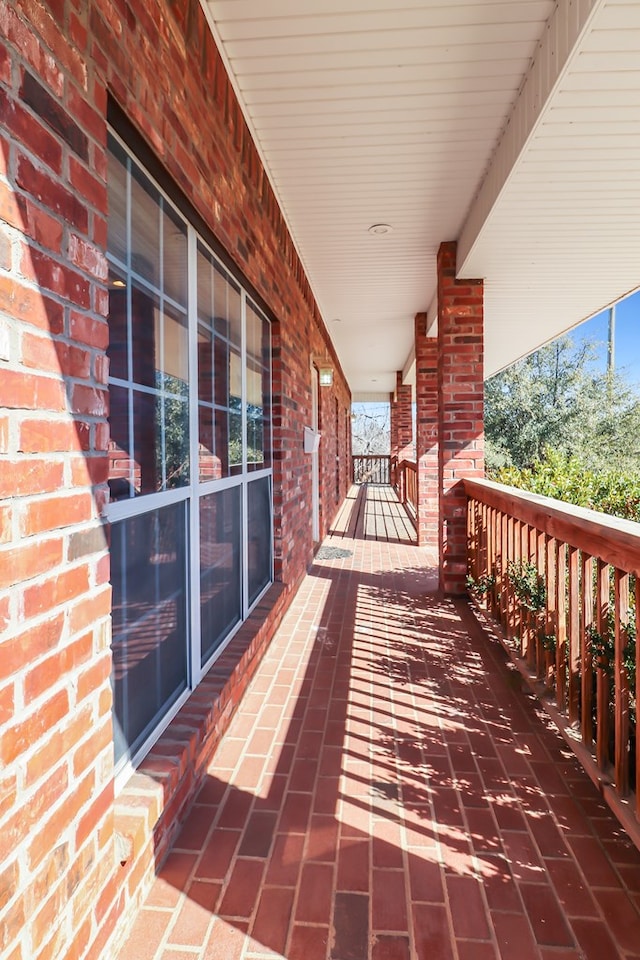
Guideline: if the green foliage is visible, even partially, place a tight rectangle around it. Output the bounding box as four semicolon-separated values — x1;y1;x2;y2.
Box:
466;572;496;597
587;610;636;702
507;560;546;613
485;335;640;476
492;449;640;523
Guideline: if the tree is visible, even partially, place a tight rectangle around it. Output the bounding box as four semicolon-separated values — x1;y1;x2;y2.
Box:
351;402;390;455
485;336;640;474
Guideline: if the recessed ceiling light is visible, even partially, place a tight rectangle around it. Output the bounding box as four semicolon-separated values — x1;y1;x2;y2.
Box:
332;317;342;323
368;223;393;236
371;378;378;383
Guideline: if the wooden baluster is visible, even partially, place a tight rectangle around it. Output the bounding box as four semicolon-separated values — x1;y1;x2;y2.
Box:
581;554;594;749
556;541;567;711
596;560;610;771
636;575;640;819
521;522;531;660
513;519;522;650
467;498;476;584
484;507;495;613
500;511;508;633
506;515;515;641
614;569;630;795
568;546;580;724
546;535;557;690
536;529;546;678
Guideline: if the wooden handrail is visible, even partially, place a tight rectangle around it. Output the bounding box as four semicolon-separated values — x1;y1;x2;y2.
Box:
464;477;640;575
465;476;640;833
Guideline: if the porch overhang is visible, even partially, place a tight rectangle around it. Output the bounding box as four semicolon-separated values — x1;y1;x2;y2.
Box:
204;0;640;392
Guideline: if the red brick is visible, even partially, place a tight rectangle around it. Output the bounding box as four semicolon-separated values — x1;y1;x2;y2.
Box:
1;687;69;764
21;493;93;537
19;418;81;453
251;886;294;954
16;154;88;232
295;862;333;924
22;331;92;379
0;369;65;412
0;535;63;590
22;246;91;308
0;86;62;172
218;858;264;918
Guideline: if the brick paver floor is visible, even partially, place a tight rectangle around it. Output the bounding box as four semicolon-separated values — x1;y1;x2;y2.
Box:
118;487;640;960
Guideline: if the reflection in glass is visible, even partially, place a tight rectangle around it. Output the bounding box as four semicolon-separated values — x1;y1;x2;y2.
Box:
214;408;230;478
131;283;160;389
108;267;128;381
197;246;214;326
132;390;160;495
162;303;188;395
197;326;213;405
163;204;187;306
247;476;272;606
162;395;189;489
200;487;241;665
131;165;160;285
107;137;127;265
213;264;241;344
111;502;188;768
108;384;132;501
229;410;242;474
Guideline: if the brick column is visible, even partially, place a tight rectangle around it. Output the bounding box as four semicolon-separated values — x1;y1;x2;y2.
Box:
389;387;398;486
437;241;484;594
396;372;413;461
414;314;438;549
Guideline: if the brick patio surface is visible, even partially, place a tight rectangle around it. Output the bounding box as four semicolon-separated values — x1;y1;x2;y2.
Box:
118;487;640;960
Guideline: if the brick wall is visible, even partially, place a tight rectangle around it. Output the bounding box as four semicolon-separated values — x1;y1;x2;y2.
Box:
414;314;439;549
0;1;351;958
437;241;484;594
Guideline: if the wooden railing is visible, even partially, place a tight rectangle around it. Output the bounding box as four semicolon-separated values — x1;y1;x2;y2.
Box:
352;455;390;485
397;459;417;522
465;477;640;824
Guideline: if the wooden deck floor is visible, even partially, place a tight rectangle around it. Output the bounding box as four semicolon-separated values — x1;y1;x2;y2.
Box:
328;484;416;545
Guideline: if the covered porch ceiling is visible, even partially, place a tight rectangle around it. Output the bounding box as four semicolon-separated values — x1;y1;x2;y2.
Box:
202;0;640;399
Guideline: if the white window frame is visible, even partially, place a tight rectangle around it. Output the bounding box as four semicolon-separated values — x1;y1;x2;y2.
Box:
107;129;274;789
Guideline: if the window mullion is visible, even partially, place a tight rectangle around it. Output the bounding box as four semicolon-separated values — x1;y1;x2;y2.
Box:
241;288;249;619
187;224;201;686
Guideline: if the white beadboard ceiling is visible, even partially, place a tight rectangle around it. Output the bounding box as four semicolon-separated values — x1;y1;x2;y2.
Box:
203;0;640;397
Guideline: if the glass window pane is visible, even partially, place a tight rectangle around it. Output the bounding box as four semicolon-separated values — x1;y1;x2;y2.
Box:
229;410;242;475
107;136;127;264
163;203;187;306
163;395;189;489
199;405;221;482
197;246;214;328
111;502;188;768
214;408;230;478
162;303;188;395
198;326;213;405
132;389;161;495
200;487;242;665
131;165;161;287
247;476;272;607
246;303;271;471
108;267;128;382
108;384;132;501
131;283;160;389
214;337;228;407
214;264;241;345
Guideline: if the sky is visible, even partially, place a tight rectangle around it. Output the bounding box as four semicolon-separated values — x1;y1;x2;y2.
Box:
571;288;640;387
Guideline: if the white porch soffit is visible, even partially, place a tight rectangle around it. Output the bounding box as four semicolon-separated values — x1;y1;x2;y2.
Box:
203;0;640;393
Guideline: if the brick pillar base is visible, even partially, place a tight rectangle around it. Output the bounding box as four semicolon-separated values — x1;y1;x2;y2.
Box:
437;242;484;594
